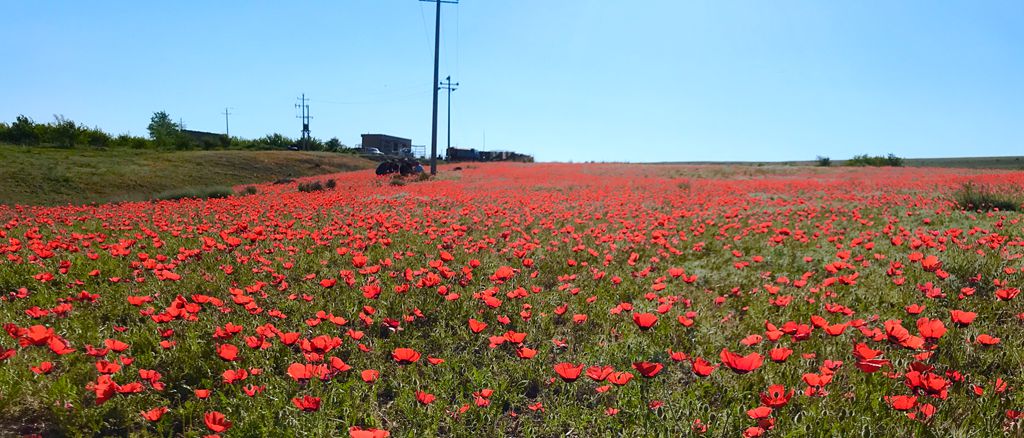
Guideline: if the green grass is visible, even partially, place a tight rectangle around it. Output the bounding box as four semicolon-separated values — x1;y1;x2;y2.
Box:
0;144;375;205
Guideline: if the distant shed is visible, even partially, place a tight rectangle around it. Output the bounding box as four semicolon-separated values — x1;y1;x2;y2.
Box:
361;134;412;157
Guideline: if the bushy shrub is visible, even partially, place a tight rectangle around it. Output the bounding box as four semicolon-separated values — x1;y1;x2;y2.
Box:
953;182;1019;211
153;186;233;201
239;186;258;196
816;156;831;167
325;179;336;189
110;134;150;149
297;181;325;192
846;153;903;167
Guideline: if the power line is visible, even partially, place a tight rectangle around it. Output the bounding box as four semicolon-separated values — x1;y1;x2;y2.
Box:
420;0;459;175
314;88;433;105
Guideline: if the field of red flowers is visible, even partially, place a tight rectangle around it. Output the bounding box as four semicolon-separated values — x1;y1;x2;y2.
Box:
1;163;1022;437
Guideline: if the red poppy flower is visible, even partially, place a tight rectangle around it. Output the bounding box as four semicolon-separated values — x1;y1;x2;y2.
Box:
692;357;717;377
243;384;264;397
204;411;232;433
47;337;75;355
744;426;766;437
950;310;976;326
416;391;436;405
976;334;1000;345
194;389;211;399
292;395;322;412
350;426;391;438
802;373;833;387
516;347;537;359
360;369;380;383
580;365;610;382
632;312;658;330
769;347;792;363
631;361;664;378
504;330;527;344
747;406;773;419
904;304;926;315
104;339;130;352
31;361;54;374
608;371;634;386
553;362;584;382
720;349;763;374
95;360;121;375
468;318;488;333
287;363;315;381
490;266;515;282
140;406;168;422
217;344;239;361
995;287;1020;301
759;384;794;408
392;348;421;364
916;318;946;340
885;395;917;411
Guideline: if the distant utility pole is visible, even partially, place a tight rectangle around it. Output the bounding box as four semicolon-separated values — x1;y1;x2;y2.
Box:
223;107;233;137
421;0;458;175
439;76;458;152
295;94;311;150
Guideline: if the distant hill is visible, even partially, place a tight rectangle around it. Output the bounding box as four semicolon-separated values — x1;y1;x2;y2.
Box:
654;156;1024;170
0;145;375;206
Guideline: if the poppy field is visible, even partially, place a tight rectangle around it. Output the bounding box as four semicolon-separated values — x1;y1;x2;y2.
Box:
1;163;1023;437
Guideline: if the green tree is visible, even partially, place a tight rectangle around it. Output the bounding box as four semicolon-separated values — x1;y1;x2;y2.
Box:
51;114;79;148
9;115;40;145
256;133;294;149
147;111;180;148
325;137;344;152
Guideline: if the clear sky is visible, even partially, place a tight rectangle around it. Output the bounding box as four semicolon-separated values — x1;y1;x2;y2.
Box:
2;1;1022;162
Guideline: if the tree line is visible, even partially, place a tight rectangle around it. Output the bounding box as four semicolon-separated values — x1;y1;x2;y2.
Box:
0;112;353;152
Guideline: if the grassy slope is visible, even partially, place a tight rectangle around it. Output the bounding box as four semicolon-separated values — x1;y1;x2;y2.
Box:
0;145;375;205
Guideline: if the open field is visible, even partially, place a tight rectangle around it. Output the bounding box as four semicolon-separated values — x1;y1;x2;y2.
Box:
0;163;1023;436
0;145;375;206
658;156;1024;170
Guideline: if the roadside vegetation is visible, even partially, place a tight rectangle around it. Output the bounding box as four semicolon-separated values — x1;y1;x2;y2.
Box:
0;113;354;152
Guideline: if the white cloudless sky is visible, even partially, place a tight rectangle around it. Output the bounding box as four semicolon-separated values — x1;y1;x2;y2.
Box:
1;1;1021;162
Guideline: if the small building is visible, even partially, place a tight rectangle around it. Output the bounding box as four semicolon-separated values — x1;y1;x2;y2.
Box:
361;134;412;157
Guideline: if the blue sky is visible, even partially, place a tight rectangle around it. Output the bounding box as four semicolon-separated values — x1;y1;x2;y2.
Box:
2;1;1021;162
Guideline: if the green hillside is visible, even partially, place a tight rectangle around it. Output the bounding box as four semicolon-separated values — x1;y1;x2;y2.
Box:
0;145;375;205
